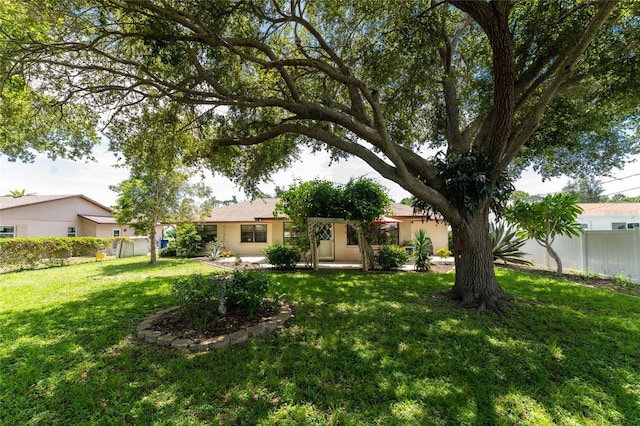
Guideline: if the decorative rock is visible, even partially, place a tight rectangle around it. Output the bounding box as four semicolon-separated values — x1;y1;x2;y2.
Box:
190;341;210;351
136;321;153;332
144;330;162;343
137;329;155;340
248;323;267;337
171;338;194;349
156;334;176;347
228;329;248;345
206;335;230;349
264;319;278;333
135;302;291;352
275;311;291;326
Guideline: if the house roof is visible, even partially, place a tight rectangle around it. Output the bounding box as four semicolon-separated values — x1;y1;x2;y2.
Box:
199;198;429;223
0;194;112;213
78;214;118;225
578;203;640;216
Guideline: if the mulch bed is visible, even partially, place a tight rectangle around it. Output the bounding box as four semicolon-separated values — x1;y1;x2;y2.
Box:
152;306;281;341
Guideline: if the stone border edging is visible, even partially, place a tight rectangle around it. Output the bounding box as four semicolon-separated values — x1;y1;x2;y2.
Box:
135;303;292;351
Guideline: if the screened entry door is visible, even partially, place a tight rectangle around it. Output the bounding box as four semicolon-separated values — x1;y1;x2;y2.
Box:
317;224;335;260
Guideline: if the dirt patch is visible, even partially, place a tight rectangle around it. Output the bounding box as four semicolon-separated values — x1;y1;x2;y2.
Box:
152;306;281;341
428;262;455;274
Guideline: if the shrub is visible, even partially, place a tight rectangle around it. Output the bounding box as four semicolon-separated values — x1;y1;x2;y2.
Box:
412;230;433;272
264;244;300;270
375;245;409;270
171;273;225;329
0;237;112;271
174;223;204;257
159;244;177;257
435;248;452;258
171;270;278;330
226;270;273;316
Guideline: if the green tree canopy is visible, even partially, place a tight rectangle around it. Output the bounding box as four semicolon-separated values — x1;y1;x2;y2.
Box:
276;178;390;229
109;105;213;264
2;1;639;311
505;194;584;276
562;177;606;203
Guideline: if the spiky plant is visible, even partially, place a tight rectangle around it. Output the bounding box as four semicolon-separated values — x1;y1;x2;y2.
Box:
490;222;532;266
412;229;433;271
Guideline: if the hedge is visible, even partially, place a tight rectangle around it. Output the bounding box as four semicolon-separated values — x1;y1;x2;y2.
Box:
0;237;117;271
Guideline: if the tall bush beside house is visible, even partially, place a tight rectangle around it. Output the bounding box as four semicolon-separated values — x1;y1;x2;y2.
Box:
412;230;433;271
264;244;300;270
376;245;409;270
173;223;204;257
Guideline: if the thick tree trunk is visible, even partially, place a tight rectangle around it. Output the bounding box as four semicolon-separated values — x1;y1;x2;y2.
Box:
444;207;514;313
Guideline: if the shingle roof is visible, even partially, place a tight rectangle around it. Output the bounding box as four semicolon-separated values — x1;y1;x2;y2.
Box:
578;203;640;216
0;194;112;212
78;215;118;224
200;198;427;223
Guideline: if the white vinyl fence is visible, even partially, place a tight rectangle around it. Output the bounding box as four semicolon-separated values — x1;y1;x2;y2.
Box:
521;230;640;283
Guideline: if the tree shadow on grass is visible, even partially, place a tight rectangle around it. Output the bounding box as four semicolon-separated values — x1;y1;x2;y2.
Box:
2;268;639;424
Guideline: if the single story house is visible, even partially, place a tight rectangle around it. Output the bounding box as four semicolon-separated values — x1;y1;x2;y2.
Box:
577;203;640;230
194;198;449;262
0;194;139;239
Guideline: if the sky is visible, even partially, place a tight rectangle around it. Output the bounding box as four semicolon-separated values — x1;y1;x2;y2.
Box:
1;144;639;208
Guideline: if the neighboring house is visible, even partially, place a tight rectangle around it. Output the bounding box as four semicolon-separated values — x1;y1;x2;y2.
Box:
0;194;138;239
195;198;449;262
577;203;640;230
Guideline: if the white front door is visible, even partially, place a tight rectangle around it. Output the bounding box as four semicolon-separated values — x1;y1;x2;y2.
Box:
317;224;334;260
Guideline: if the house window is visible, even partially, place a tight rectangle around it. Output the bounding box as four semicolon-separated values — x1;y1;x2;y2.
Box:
113;229;121;237
283;222;301;244
241;224;267;243
0;225;15;238
628;222;639;230
67;227;77;237
579;223;589;230
196;224;217;242
347;223;400;246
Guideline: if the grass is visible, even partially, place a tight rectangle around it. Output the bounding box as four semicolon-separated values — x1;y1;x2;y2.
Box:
1;257;639;425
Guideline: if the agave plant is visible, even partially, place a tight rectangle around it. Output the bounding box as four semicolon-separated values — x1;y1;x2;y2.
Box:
490;222;532;266
412;229;433;271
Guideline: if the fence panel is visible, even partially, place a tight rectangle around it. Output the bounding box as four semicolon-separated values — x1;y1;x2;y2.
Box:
584;230;639;282
520;230;639;283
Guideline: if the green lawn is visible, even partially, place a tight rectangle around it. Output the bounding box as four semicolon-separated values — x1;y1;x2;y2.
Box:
1;257;639;425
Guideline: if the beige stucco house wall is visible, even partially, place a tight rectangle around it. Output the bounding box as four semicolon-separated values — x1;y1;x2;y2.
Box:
0;195;138;238
196;198;449;262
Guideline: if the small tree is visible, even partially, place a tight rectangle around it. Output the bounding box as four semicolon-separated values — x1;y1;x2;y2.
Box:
110;171;211;263
505;194;583;276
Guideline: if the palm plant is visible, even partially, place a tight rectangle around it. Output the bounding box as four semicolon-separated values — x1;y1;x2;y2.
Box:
490;222;532;265
4;188;36;197
412;229;433;271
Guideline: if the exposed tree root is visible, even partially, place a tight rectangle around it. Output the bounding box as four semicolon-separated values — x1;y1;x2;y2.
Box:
433;287;515;316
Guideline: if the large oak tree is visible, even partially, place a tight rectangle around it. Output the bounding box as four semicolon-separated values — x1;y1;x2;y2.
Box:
2;0;639;312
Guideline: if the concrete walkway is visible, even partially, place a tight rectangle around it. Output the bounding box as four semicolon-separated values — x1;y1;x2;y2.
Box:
214;256;455;271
